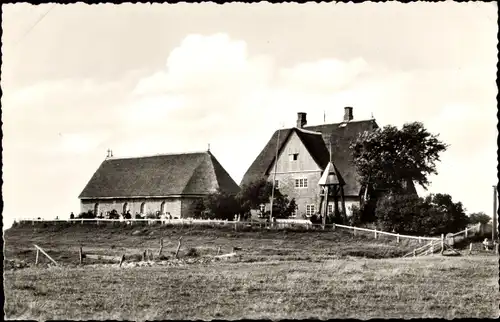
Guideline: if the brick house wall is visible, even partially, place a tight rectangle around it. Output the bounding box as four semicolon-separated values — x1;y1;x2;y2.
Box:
81;197;184;218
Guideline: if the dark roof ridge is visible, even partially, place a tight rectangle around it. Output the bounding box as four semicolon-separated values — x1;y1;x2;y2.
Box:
296;127;323;135
304;118;377;128
105;150;210;161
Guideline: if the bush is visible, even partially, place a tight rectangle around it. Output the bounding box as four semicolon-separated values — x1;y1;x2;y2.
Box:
204;190;243;221
376;193;468;236
185;247;199;257
192;199;206;219
77;210;95;219
468;212;491;225
145;212;159;219
108;209;120;219
348;202;376;226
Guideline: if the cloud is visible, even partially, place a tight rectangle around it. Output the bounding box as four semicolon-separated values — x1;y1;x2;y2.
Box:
279;57;369;93
133;33;273;96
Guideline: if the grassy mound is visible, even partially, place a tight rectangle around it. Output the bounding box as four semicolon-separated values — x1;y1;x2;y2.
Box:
5;221;425;267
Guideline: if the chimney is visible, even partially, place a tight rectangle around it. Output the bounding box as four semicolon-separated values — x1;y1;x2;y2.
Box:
296;112;307;128
343;107;353;122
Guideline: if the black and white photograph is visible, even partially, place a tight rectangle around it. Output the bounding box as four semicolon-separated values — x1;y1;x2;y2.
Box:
2;2;498;320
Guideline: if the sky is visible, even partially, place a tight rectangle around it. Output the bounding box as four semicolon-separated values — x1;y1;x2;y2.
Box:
2;2;498;229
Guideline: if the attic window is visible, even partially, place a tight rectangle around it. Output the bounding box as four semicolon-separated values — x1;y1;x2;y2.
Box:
289;153;299;161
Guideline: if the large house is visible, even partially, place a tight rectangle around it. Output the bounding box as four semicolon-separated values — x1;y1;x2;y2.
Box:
79;150;240;218
241;107;412;218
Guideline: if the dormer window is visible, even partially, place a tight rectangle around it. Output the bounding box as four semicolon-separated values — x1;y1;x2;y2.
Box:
289;153;299;161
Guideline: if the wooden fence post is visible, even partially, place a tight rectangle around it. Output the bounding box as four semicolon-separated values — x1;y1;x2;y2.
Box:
34;244;58;266
374;230;377;239
440;234;444;254
496;243;499;255
158;238;163;257
175;237;183;259
469;242;473;255
465;228;468;238
79;246;83;264
418;237;421;244
142;250;146;261
397;234;400;243
413;249;416;257
119;254;125;267
332;223;335;231
217;246;221;256
35;248;40;265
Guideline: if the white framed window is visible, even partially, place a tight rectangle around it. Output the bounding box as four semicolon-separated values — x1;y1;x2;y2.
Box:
295;178;308;188
289;153;299;161
306;204;316;216
328;204;333;214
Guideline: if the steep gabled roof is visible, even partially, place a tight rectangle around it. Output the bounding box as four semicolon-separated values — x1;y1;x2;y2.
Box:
79;151;240;198
241;119;378;196
264;128;331;175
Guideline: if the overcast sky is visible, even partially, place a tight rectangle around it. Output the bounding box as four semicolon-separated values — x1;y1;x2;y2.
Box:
2;2;498;228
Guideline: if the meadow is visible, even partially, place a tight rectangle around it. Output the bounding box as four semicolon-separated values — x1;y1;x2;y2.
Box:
4;222;499;320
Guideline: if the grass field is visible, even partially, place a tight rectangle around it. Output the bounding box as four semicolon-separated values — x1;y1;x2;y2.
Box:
4;223;499;320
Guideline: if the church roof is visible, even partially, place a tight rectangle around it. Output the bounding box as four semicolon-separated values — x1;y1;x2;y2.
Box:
240;119;378;196
79;151;240;199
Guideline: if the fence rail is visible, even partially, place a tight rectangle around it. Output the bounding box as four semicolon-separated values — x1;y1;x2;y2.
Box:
18;218;444;242
449;223;482;238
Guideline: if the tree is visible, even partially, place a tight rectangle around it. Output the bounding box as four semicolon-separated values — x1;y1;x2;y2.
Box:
237;178;274;211
375;193;468;236
270;194;297;219
192;198;207;219
468;212;491;225
238;178;298;219
351;122;448;195
204;190;242;221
